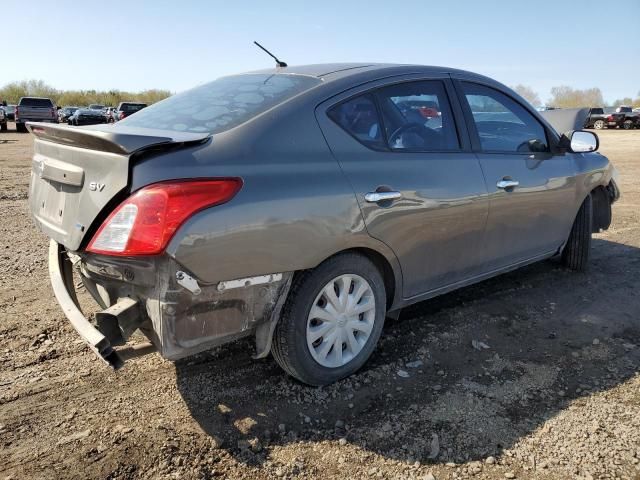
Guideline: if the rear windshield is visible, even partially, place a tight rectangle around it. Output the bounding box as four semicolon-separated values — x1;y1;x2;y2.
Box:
591;108;604;114
120;73;321;134
19;98;53;107
120;103;146;112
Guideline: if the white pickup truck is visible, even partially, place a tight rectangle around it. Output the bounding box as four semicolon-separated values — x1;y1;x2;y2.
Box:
15;97;57;132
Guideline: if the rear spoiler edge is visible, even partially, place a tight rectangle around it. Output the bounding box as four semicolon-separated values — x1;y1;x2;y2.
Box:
26;122;210;155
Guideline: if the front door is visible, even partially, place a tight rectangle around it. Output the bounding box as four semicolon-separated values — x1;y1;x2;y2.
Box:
455;80;577;270
317;78;489;298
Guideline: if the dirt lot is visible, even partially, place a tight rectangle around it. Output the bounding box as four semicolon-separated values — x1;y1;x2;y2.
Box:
0;125;639;480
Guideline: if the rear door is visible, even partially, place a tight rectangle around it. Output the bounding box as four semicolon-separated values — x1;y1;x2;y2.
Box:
453;79;577;270
317;76;489;299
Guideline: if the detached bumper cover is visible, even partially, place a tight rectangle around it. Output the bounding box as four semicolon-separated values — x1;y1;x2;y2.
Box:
48;240;124;368
50;239;293;367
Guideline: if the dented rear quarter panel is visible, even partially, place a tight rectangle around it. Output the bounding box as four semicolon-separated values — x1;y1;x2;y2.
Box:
128;86;404;308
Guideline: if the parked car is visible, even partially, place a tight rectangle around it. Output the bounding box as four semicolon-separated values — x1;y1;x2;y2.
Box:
15;97;57;132
606;106;640;130
67;108;108;126
3;104;16;121
104;107;118;123
0;106;7;131
26;64;620;386
584;107;609;129
116;102;147;120
58;106;79;123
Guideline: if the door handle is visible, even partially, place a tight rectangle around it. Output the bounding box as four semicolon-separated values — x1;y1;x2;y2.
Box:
496;179;519;190
364;191;402;203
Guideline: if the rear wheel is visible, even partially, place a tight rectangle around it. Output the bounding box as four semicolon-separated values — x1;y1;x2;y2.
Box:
593;119;605;130
623;119;634;130
562;195;593;272
272;252;386;385
0;122;7;132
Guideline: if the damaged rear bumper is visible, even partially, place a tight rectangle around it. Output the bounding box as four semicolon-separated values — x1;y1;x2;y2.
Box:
49;240;125;368
49;240;292;368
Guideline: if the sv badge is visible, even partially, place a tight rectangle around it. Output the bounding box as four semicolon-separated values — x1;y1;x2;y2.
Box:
89;182;106;192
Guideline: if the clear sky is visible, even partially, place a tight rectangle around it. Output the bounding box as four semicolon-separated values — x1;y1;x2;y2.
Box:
2;0;639;104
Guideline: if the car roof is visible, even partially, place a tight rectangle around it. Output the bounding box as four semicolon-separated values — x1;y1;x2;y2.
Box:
246;63;488;82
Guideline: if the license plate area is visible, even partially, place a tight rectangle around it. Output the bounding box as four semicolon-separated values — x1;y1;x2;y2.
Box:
40;180;67;225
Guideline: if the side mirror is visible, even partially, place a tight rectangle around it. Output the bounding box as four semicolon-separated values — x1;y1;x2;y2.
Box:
563;130;599;153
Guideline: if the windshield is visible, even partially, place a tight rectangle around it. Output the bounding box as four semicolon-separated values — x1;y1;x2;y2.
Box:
120;73;321;134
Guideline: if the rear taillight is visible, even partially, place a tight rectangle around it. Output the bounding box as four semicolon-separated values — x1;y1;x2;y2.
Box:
86;179;242;256
51;108;56;118
14;106;19;119
119;111;125;120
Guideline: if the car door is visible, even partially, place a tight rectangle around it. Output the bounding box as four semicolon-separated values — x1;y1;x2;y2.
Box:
453;79;577;271
316;77;489;299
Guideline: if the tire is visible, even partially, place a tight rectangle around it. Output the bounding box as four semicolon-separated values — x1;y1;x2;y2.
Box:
16;123;26;133
0;122;7;132
593;119;605;130
562;195;593;272
272;252;386;385
623;119;633;130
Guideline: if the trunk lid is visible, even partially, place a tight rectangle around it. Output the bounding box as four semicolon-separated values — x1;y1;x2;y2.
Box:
27;122;209;251
18;105;56;121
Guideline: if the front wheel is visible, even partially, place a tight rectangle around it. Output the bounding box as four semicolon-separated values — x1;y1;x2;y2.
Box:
623;119;634;130
562;195;593;271
272;253;386;385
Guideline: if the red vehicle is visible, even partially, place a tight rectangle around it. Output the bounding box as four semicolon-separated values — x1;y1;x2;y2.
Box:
606;106;640;130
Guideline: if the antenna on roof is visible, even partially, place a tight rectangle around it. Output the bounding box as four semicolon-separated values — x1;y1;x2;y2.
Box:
253;41;287;68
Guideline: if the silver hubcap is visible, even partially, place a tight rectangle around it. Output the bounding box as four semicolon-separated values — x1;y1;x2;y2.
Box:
595;120;604;129
306;274;375;368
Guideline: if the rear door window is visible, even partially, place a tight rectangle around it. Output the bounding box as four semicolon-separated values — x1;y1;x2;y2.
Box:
327;94;386;150
120;74;321;134
376;81;460;151
461;82;549;153
328;80;460;152
19;98;53;107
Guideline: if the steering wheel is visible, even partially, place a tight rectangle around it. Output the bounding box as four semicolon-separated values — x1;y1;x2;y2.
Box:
388;122;441;148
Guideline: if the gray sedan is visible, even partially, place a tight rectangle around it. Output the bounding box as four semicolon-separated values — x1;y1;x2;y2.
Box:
26;64;619;385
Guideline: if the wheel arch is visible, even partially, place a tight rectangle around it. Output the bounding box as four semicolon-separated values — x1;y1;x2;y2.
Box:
254;243;402;362
297;244;402;312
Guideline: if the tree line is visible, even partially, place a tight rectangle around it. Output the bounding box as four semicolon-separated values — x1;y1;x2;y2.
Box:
2;78;637;110
0;79;171;107
512;84;640;109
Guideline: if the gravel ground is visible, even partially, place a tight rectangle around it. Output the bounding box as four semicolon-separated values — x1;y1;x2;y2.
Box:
0;124;639;480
